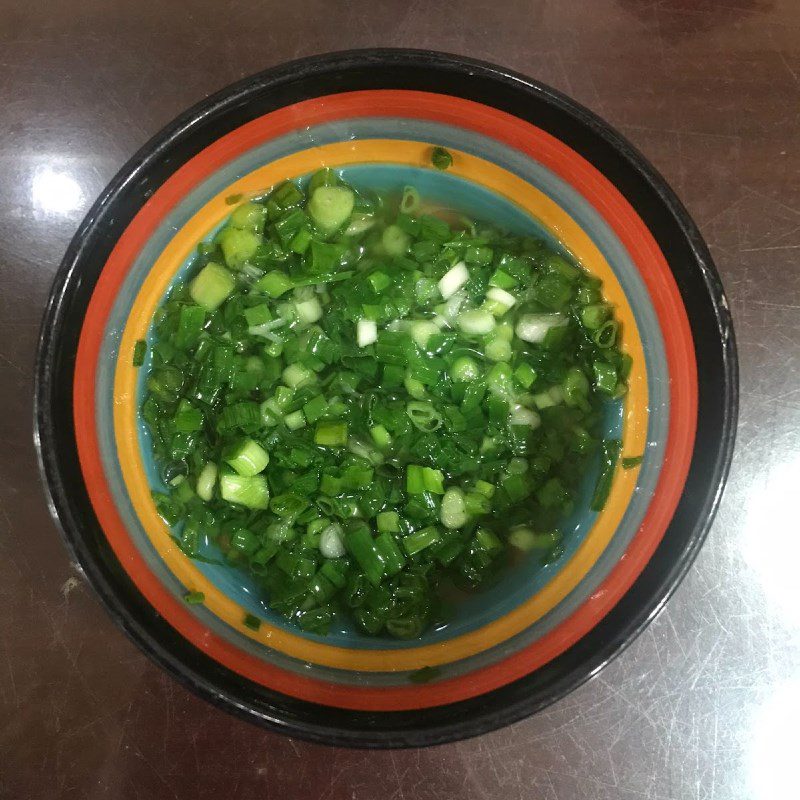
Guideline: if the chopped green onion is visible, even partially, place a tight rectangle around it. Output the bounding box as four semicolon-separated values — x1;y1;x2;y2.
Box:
345;523;386;586
315;421;348;447
218;227;261;270
515;313;566;344
369;424;392;449
368;271;392;292
220;470;270;510
404;374;427;400
217;401;261;431
282;363;314;389
133;339;147;367
174;405;203;432
409;320;439;348
440;487;468;529
406;401;442;432
457;309;495;335
495;320;514;341
377;511;400;533
431;146;453;170
486;362;513;397
290;227;313;254
244;303;272;327
593;361;618;394
465;245;493;266
243;613;261;631
140;178;633;643
403;526;441;555
489;269;517;290
485;287;517;315
461;490;488;515
190;262;235;311
346;214;377;236
223;438;269;476
475;481;496;499
509;405;541;428
295;297;323;324
409;666;441;683
563;367;590;408
284;410;306;430
375;532;406;575
514;363;538;389
401;185;421;214
593;320;618;348
449;356;480;383
382;224;411;256
580;303;609;330
256;270;294;298
195;462;217;501
622;455;644;469
422;467;445;494
229;201;266;231
308;185;355;234
484;336;512;362
175;306;205;350
406;464;426;495
591;439;621;511
508;527;561;553
475;527;502;551
532;273;572;310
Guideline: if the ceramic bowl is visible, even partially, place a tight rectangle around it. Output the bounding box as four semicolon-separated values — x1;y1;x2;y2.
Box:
35;49;737;747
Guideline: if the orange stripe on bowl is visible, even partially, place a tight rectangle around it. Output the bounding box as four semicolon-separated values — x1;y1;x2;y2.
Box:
74;90;696;710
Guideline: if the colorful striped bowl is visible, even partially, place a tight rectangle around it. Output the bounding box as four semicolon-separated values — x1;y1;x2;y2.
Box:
35;50;737;747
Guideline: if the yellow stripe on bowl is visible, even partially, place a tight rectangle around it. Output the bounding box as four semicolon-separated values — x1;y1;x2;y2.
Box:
113;140;648;672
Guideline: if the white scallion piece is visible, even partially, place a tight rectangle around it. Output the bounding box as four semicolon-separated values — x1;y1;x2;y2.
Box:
508;526;538;551
438;290;467;322
515;313;566;343
484;336;512;362
509;405;541;429
440;487;469;530
548;385;565;404
410;320;439;348
247;317;288;338
282;363;313;389
357;318;378;347
457;308;495;335
485;287;517;314
319;523;346;559
344;214;377;236
295;297;323;324
196;463;218;502
438;261;469;299
347;437;384;465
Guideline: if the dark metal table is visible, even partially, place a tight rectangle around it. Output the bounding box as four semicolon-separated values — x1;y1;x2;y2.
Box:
2;2;798;798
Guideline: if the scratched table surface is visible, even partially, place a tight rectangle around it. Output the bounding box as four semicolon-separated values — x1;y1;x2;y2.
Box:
2;1;799;798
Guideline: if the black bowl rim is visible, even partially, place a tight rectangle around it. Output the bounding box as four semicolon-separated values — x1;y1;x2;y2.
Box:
34;48;738;748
